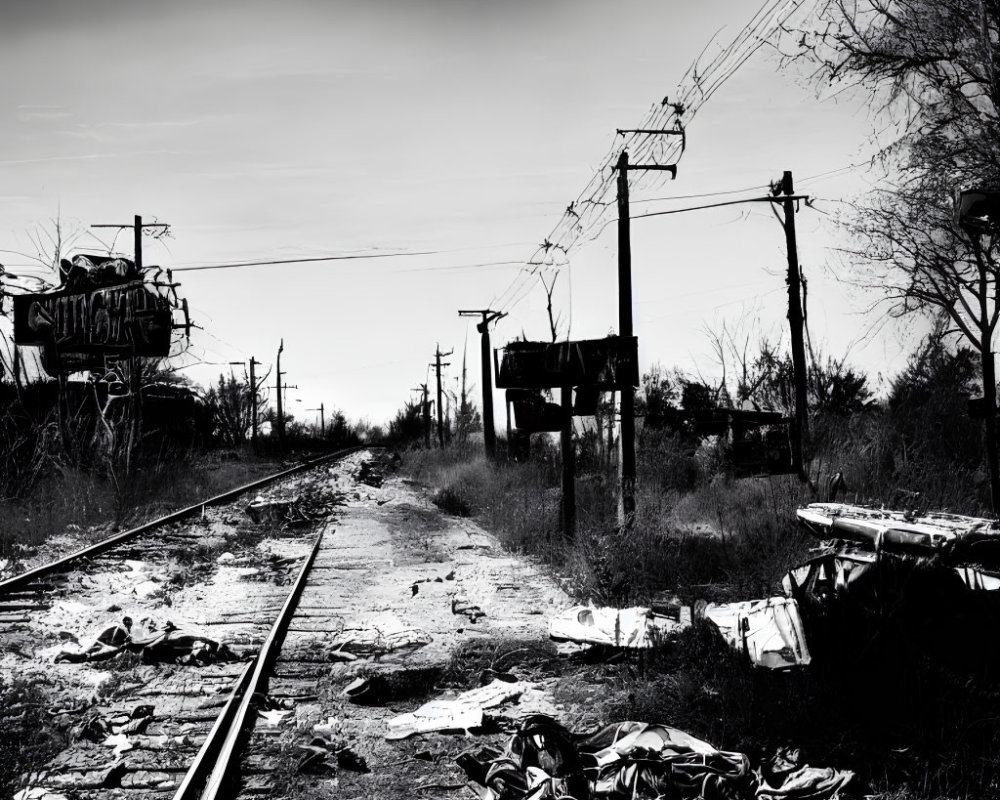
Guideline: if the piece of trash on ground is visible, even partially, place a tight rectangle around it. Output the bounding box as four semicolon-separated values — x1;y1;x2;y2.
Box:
298;733;370;774
386;678;530;740
702;596;811;669
548;605;686;649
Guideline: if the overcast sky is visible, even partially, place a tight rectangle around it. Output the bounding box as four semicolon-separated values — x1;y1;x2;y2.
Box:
0;0;906;426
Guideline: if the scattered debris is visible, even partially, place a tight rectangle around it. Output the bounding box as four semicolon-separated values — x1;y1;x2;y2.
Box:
71;704;154;746
452;596;486;623
54;619;237;665
328;614;432;657
702;597;811;669
298;733;370;774
456;714;853;800
549;605;687;649
246;485;345;527
386;678;530;740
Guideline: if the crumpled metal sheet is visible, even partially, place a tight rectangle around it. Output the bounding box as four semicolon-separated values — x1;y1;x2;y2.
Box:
702;596;812;669
797;503;1000;565
548;604;687;649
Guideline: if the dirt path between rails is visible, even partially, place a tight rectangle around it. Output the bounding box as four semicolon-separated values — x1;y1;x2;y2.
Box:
245;456;607;799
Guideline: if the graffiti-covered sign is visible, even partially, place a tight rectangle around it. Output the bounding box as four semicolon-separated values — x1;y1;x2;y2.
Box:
13;279;173;371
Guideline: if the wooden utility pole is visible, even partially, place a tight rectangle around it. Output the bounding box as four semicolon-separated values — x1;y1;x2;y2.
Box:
777;171;809;476
413;384;432;448
229;356;263;449
307;403;325;437
458;309;505;459
561;382;576;538
432;345;452;449
250;357;261;450
616;152;637;526
91;214;170;468
275;340;285;447
613;138;680;528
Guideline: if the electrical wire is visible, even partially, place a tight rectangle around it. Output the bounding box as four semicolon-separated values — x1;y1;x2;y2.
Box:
171;250;437;272
168;252;527;274
490;0;812;320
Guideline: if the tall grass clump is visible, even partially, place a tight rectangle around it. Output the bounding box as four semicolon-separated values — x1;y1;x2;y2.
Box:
405;439;570;564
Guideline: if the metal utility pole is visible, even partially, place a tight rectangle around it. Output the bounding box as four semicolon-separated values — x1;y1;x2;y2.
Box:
614;144;679;527
776;171;809;476
458;309;506;459
432;345;453;449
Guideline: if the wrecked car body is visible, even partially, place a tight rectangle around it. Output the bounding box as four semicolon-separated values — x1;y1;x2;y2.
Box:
547;503;1000;671
789;503;1000;668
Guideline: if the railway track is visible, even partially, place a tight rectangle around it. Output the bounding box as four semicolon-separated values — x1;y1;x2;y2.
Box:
0;446;381;800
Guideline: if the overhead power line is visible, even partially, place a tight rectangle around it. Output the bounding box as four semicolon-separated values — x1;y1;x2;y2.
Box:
171;250;435;272
490;0;817;318
168;252;525;274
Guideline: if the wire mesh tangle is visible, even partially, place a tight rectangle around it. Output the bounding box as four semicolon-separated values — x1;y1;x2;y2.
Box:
492;0;811;317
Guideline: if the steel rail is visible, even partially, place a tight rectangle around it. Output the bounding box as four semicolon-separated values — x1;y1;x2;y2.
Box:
196;528;326;800
172;660;255;800
0;445;366;596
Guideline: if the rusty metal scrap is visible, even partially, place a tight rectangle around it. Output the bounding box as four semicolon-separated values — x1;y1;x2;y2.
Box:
797;503;1000;565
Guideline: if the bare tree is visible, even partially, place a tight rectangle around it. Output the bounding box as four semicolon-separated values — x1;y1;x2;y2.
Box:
788;0;1000;510
540;272;562;343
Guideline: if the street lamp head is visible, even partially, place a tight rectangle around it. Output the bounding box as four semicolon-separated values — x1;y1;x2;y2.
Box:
955;189;1000;233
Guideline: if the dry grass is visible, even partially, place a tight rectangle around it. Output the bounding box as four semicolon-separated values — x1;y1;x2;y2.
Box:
400;428;1000;799
0;447;280;571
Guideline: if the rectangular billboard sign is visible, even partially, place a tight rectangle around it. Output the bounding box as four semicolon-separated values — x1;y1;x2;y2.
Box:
495;336;639;390
13;280;173;369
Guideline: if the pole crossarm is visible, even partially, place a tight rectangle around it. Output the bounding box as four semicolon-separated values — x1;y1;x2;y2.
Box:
621;163;679;177
458;308;507;333
458;310;505;459
616;128;684;136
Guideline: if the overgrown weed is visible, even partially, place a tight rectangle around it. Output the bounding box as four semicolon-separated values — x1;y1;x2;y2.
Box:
0;446;279;568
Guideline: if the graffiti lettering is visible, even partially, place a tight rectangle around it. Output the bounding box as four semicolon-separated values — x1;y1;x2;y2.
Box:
13;280;173;357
